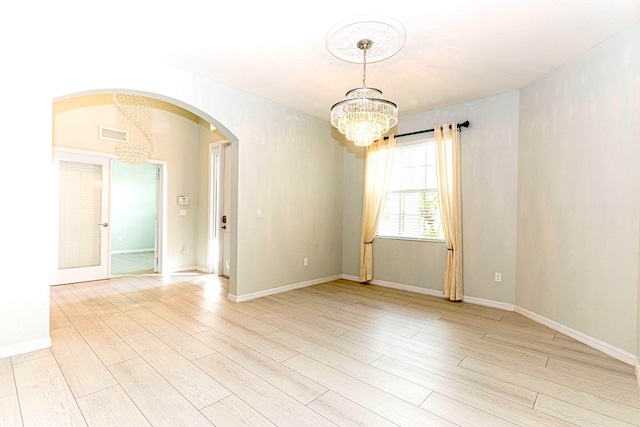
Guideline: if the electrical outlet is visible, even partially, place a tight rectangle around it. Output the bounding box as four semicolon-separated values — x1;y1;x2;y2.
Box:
181;247;187;255
303;257;309;266
494;272;502;283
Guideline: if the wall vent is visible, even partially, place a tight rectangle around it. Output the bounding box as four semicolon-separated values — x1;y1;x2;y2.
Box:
99;126;128;142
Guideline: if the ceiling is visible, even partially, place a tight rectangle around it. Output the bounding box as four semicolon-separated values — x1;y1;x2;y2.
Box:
52;0;639;122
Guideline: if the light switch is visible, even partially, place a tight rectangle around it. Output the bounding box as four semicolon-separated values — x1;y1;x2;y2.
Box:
256;209;262;218
180;209;187;216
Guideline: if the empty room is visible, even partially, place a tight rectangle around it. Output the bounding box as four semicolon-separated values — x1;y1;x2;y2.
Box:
1;1;639;426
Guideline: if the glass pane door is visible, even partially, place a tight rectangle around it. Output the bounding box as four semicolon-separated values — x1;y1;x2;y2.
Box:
53;151;110;285
58;161;103;269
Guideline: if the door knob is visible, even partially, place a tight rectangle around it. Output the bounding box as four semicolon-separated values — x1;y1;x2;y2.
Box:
99;223;109;227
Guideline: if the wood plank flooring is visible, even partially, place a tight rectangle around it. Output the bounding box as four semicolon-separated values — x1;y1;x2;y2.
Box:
1;272;639;426
111;251;155;277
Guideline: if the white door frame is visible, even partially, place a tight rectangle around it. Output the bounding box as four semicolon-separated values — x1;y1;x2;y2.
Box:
52;147;167;284
154;163;164;273
207;141;231;276
156;160;167;274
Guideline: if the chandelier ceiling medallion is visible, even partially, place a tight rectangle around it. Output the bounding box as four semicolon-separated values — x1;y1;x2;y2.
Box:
327;15;406;147
113;93;153;165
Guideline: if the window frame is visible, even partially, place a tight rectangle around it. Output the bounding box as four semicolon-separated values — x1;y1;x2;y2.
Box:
375;135;445;243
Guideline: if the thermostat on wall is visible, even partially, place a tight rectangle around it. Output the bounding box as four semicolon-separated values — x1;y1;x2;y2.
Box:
178;196;190;206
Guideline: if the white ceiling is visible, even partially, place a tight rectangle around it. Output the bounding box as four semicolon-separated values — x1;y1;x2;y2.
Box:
53;0;639;122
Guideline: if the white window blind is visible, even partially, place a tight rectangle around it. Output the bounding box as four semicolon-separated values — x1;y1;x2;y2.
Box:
376;137;444;241
58;161;103;269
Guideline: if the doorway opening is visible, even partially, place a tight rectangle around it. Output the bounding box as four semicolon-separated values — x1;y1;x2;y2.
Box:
110;160;162;277
52;91;237;294
208;142;232;278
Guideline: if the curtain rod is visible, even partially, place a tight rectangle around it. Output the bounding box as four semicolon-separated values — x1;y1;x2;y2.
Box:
384;120;470;140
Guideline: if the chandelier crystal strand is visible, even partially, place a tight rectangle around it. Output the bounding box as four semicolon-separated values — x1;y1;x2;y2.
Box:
113;93;153;165
330;39;398;147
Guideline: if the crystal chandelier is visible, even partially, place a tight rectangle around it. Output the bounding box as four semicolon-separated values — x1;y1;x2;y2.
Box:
330;39;398;147
113;93;153;165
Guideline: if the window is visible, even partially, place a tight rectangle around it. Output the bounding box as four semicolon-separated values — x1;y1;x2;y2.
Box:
376;137;444;241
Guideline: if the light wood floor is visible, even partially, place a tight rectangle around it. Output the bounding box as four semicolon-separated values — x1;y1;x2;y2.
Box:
111;251;155;277
1;273;639;426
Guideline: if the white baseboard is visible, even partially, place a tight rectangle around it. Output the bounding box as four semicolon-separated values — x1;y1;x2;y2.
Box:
463;296;515;312
514;306;637;366
111;248;155;255
342;275;515;312
341;274;636;367
228;275;342;303
341;274;445;297
169;266;199;273
0;337;51;359
340;274;361;283
170;266;212;274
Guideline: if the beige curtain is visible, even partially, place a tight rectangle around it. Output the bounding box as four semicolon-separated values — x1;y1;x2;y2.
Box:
435;123;463;301
359;136;396;282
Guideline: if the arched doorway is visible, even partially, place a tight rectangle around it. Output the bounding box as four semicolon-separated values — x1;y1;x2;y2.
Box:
52;90;237;291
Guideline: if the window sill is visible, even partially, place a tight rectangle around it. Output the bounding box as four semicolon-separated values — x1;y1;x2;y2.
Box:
375;236;446;244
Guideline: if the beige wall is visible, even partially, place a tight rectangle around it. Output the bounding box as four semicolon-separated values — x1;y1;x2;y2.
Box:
517;22;640;355
342;91;520;304
0;44;52;355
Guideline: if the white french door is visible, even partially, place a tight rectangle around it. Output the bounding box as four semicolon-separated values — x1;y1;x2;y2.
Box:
53;151;111;285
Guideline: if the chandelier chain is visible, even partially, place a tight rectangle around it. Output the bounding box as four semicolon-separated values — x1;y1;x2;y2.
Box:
362;47;367;88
